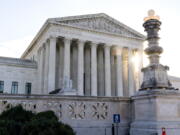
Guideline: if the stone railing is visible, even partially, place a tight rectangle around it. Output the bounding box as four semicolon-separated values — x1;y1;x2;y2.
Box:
0;94;131;135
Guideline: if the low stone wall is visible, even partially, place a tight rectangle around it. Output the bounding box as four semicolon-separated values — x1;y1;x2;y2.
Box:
0;94;131;135
131;90;180;135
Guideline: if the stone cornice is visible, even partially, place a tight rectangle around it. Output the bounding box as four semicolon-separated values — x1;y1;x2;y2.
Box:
0;94;130;102
51;21;145;40
0;56;37;69
21;20;50;58
131;89;180;100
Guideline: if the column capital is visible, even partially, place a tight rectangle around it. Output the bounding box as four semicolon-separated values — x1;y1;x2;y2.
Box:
112;46;123;56
38;47;42;53
104;44;111;49
128;48;133;55
76;39;86;46
38;44;46;53
48;35;57;41
44;41;49;48
63;37;73;42
90;42;100;48
131;48;139;54
42;43;46;49
113;45;123;49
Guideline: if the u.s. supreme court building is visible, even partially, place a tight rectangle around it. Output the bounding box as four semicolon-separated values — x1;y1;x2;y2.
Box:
0;13;180;135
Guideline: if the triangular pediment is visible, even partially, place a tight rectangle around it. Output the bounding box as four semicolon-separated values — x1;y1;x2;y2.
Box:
21;13;145;58
49;13;145;39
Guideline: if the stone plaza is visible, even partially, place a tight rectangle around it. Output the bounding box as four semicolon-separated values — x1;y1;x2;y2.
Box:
0;11;180;135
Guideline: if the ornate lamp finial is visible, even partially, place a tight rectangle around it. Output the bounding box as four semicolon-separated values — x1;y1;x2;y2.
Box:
140;10;174;90
144;9;160;21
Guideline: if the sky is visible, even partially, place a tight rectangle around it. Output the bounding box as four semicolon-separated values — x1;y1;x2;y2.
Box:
0;0;180;77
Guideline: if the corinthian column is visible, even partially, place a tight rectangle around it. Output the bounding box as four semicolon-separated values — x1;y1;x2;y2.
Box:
104;45;111;96
44;41;50;94
128;49;136;96
48;36;56;93
39;45;45;94
63;37;71;80
91;43;97;96
77;40;85;95
115;46;123;96
61;37;77;95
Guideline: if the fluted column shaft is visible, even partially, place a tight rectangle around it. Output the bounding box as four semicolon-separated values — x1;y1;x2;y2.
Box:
39;46;45;94
77;40;85;95
104;45;111;96
116;47;123;96
63;38;71;80
91;43;97;96
128;49;136;96
44;42;49;94
48;37;56;93
134;49;141;90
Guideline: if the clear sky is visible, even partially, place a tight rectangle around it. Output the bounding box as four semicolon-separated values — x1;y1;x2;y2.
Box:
0;0;180;77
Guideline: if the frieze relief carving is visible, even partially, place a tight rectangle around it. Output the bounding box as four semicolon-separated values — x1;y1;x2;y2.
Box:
58;17;140;38
91;103;108;120
0;100;110;121
21;101;37;112
68;102;86;119
51;25;142;49
0;100;10;113
0;100;37;113
43;101;62;119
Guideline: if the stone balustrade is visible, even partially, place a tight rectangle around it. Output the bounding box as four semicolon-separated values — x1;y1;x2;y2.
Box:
0;94;131;135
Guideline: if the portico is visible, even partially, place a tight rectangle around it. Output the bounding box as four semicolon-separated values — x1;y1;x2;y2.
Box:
38;36;141;97
21;13;145;97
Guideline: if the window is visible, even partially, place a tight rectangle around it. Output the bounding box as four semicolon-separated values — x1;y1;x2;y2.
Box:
11;82;18;94
0;81;4;93
25;82;31;94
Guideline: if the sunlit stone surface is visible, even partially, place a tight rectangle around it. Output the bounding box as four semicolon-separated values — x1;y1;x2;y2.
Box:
0;12;180;135
131;10;180;135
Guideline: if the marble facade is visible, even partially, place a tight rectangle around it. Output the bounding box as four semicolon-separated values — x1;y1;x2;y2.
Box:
1;13;180;135
21;13;145;96
0;94;131;135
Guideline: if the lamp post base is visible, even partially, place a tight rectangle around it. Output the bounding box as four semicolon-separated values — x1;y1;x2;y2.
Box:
130;89;180;135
